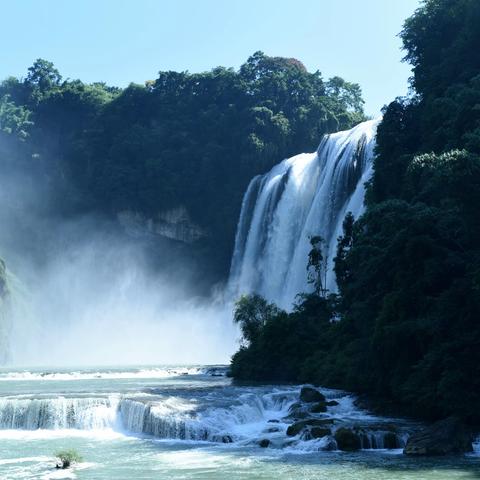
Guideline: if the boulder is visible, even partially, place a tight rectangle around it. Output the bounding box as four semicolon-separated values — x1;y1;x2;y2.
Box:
404;417;473;456
310;427;332;439
300;387;326;403
321;436;338;451
288;402;302;411
383;432;399;449
285;402;310;420
286;418;335;437
334;428;362;451
258;439;270;448
310;402;327;413
265;427;280;433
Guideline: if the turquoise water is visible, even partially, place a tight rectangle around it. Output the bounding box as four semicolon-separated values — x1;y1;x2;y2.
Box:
0;366;479;480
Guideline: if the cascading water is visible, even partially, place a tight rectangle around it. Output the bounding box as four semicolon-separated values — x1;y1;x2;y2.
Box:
0;396;118;430
228;119;380;309
0;372;410;451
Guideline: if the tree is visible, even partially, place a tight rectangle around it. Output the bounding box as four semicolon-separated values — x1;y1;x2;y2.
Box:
307;236;328;297
233;294;281;345
25;58;62;91
0;95;32;140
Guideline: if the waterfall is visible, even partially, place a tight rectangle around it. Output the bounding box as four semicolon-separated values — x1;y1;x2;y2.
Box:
0;388;409;449
0;396;118;430
228;119;379;310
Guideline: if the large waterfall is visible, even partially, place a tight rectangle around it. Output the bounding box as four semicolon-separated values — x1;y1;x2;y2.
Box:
228;119;379;310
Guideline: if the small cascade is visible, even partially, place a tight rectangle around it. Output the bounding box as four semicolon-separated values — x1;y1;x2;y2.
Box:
119;398;204;440
118;390;297;442
228;119;379;309
0;396;118;430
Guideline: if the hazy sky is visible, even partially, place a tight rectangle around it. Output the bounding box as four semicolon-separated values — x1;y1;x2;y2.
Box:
1;0;420;115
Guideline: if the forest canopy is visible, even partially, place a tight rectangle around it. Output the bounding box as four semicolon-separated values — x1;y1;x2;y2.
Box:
0;52;365;281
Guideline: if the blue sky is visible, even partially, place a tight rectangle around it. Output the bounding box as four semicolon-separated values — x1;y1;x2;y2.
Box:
1;0;420;115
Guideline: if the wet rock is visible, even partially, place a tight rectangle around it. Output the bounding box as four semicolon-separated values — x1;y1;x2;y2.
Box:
258;439;270;448
404;417;473;456
267;419;280;423
286;422;306;437
310;427;332;439
383;432;399;449
326;400;339;407
322;436;338;451
286;418;335;437
285;402;311;420
334;428;362;451
310;402;327;413
300;387;325;403
265;427;280;433
221;435;233;443
285;410;310;421
288;402;302;412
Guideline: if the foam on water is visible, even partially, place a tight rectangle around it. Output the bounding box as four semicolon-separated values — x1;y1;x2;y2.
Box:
0;366;215;382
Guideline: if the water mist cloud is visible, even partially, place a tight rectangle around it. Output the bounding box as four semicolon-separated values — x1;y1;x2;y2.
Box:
0;153;238;367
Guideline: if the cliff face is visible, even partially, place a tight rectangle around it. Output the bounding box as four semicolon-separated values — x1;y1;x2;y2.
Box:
117;206;207;244
0;258;10;363
0;259;7;300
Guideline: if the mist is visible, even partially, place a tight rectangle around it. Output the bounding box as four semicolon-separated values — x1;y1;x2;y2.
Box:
0;150;238;367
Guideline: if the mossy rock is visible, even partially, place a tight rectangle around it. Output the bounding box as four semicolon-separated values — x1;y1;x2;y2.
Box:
300;387;325;403
334;428;361;451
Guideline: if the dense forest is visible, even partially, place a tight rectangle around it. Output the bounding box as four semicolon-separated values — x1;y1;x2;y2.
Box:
231;0;480;424
0;53;364;283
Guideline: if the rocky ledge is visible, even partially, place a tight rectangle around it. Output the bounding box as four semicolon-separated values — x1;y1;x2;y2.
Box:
274;387;476;455
273;386;409;451
404;417;473;456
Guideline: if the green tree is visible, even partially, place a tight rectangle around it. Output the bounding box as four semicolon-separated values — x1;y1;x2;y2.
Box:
233;294;281;345
306;235;328;297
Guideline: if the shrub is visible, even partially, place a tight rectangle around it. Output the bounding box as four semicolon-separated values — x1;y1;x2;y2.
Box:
55;449;83;469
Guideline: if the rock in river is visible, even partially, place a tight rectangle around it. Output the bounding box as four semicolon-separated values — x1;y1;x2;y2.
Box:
299;387;325;403
404;417;473;456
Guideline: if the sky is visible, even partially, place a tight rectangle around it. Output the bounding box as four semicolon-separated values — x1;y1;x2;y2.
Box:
1;0;421;116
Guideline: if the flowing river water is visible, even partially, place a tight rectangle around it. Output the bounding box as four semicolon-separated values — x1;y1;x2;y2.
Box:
0;365;479;479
